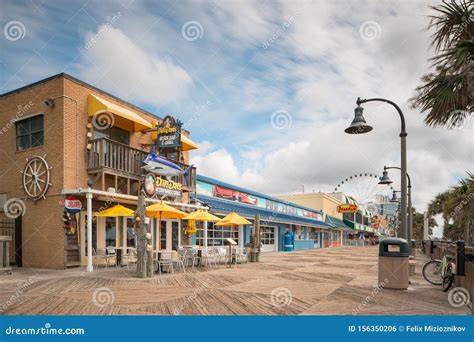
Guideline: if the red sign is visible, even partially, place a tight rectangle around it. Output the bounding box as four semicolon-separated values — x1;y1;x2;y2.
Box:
64;195;82;213
337;204;358;213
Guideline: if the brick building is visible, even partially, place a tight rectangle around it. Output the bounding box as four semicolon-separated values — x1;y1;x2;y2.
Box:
0;73;200;269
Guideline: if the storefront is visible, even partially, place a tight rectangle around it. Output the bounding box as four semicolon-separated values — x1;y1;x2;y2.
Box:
194;175;331;252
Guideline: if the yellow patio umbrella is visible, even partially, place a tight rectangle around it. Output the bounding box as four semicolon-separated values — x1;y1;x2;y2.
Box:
145;202;186;219
215;212;251;226
95;204;134;217
145;202;186;250
183;209;220;222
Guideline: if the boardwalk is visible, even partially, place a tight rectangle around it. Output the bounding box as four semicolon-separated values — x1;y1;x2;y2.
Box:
0;246;470;315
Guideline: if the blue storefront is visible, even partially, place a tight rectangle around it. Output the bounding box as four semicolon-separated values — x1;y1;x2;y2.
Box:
193;175;332;252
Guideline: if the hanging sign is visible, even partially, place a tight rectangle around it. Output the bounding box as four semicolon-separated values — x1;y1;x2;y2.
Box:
144;173;182;198
337;204;358;213
156;115;182;149
64;195;82;213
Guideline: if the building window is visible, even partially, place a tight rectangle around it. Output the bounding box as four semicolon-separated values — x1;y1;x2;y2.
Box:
94;126;130;145
16;114;44;150
195;222;239;247
260;226;275;245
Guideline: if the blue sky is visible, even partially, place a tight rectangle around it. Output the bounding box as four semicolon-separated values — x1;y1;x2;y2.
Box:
1;0;473;229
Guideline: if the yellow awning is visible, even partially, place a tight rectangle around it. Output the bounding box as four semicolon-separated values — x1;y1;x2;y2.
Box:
181;134;198;151
145;202;186;219
88;94;153;132
150;120;198;151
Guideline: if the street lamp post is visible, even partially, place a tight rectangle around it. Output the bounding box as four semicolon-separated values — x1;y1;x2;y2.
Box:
345;97;408;240
379;166;413;243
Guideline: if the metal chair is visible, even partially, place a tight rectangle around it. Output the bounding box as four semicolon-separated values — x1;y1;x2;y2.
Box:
94;248;114;269
122;248;137;270
174;249;187;273
155;251;174;274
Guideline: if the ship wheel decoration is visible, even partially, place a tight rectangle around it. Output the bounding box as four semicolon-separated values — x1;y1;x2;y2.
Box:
20;155;52;202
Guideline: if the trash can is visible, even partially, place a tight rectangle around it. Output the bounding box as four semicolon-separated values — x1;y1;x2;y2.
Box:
378;238;409;289
283;231;294;252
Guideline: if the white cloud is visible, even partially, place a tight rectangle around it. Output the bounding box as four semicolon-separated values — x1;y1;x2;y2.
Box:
80;25;193;106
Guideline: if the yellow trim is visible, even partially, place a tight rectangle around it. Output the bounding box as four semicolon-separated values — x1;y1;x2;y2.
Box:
88;94;153;132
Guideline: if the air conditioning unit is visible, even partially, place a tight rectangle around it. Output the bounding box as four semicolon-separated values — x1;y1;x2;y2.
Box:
107;188;116;193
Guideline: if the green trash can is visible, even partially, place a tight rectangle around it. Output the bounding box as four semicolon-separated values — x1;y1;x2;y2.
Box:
378;238;410;289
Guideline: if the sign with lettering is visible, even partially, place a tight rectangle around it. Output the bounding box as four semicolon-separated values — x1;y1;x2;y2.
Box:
144;173;182;198
64;195;82;213
337;204;358;213
156;115;182;149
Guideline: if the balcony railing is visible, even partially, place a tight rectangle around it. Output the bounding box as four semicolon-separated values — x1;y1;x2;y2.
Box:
87;138;196;190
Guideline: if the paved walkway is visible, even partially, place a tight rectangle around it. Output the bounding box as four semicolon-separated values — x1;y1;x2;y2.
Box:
0;246;470;315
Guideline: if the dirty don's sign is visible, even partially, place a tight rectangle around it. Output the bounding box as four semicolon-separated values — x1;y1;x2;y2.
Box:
144;173;182;198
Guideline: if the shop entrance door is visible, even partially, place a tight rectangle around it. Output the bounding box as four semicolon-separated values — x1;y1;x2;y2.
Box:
160;220;180;251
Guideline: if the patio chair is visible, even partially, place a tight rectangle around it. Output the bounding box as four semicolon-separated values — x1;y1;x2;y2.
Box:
155;251;174;275
94;248;114;269
201;248;218;267
237;247;249;263
174;249;187;273
217;247;227;264
122;248;137;270
106;246;117;266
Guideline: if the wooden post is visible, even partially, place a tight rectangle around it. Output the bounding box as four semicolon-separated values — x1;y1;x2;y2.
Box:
250;214;260;262
135;193;147;278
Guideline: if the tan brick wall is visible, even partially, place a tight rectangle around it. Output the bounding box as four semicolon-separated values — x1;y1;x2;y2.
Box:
0;77;65;269
0;74;194;269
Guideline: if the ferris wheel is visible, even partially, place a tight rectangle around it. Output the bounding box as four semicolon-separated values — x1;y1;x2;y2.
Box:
333;172;395;216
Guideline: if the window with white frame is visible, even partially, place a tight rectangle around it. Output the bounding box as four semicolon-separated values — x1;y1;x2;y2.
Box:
195;222;239;247
260;226;275;245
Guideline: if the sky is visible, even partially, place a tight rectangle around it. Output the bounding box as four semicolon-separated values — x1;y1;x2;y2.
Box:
1;0;473;236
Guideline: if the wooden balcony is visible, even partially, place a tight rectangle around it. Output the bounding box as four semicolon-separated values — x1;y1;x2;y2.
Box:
87;138;196;192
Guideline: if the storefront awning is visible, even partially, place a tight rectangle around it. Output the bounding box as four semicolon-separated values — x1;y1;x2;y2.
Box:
325;215;352;230
181;134;199;151
195;194;332;229
88;94;153;132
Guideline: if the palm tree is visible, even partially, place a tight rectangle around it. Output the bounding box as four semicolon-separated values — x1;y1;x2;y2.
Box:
428;172;473;242
412;209;438;240
412;0;473;128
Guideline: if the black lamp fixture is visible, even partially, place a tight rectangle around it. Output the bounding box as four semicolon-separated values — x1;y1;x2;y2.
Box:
390;190;400;202
44;98;55;107
378;170;393;185
344;104;373;134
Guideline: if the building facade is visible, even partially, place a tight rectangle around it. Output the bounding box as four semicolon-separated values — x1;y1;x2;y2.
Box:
0;73;200;269
194;176;333;252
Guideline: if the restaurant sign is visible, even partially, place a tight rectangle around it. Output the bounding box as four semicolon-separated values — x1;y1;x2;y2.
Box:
144;173;182;198
156;115;182;149
337;204;358;213
64;195;82;213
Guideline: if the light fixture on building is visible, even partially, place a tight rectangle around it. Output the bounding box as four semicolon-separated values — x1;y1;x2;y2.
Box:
390;191;398;202
44;98;55;107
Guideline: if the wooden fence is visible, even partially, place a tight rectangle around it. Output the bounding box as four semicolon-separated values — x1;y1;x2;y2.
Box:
423;240;473;314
